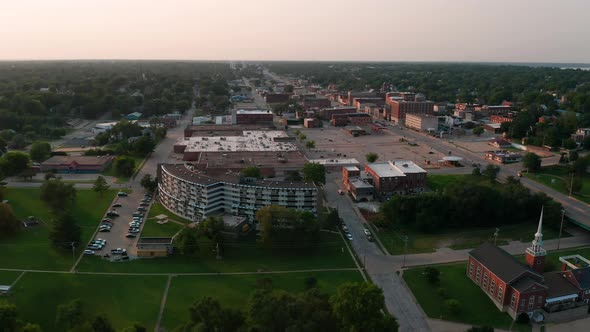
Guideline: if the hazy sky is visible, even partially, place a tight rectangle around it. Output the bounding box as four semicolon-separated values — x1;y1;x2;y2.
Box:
1;0;589;62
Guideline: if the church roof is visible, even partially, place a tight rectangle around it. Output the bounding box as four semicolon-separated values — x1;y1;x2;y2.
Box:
544;272;581;299
512;277;547;292
470;242;542;283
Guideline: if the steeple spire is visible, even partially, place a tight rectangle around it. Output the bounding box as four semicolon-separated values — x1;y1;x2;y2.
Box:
534;206;543;240
526;207;547;273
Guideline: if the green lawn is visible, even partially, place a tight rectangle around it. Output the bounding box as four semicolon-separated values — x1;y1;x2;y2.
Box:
102;155;145;183
0;188;116;270
374;222;568;255
141;218;184;238
427;174;493;191
525;165;590;204
9;272;166;331
404;263;530;331
147;202;191;224
77;232;356;273
0;270;23;285
161;271;364;330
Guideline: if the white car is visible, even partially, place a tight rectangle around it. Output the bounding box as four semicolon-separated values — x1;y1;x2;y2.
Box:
364;229;371;236
83;250;95;255
129;222;140;227
346;233;353;241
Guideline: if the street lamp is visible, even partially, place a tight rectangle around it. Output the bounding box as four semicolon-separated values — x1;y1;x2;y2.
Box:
557;209;566;250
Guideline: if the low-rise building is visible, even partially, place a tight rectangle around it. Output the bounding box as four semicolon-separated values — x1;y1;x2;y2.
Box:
571;128;590;143
303;118;319;128
319;106;357;120
232;109;274;126
489;138;512;149
158;164;318;222
136;237;174;257
264;93;290;104
364;160;427;198
405;114;440;131
40;155;113;173
485;150;522;164
331;113;372;127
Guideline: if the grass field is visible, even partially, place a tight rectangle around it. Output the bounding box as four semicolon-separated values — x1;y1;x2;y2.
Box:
0;188;116;270
404;263;530;331
140;202;189;238
0;270;23;285
427;174;493;191
147;202;191;224
375;222;568;255
525;165;590;204
9;272;166;331
161;271;364;330
77;232;356;273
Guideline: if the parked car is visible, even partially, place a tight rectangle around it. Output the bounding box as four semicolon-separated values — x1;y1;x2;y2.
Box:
342;225;349;232
125;233;136;238
139;202;148;207
346;233;353;241
367;235;375;242
102;218;113;223
99;228;111;233
117;192;128;197
338;190;344;195
137;207;146;212
363;229;371;236
132;213;144;218
83;250;95;255
128;228;140;234
112;203;122;208
129;222;140;227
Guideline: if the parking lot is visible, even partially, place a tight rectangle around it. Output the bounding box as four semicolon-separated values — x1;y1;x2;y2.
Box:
84;189;153;260
298;125;446;169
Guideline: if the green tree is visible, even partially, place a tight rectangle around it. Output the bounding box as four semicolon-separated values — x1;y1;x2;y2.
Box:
306;140;316;149
298;133;307;141
21;323;43;332
55;299;83;330
0;203;21;237
91;314;115;332
466;327;494;332
366;152;379;163
445;298;461;315
29;141;52;162
563;138;577;150
40;178;76;214
0;136;7;155
331;282;399;332
583;136;590;150
175;228;199;255
241;166;261;179
0;151;30;176
522;152;542;173
472;127;484;136
472;167;481;176
482;164;500;182
49;212;81;250
140;174;158;192
120;323;146;332
131;135;156;156
9;134;27;149
0;300;18;331
323;209;340;229
113;155;136;177
92;176;110;197
424;266;440;284
303;162;326;185
285;170;302;181
198;216;224;243
186;296;245;331
571;155;590;176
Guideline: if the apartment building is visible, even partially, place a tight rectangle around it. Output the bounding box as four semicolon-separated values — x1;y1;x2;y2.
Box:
405;113;440;131
158;164;318;222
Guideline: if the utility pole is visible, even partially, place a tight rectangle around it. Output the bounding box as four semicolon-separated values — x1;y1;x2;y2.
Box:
216;242;222;260
493;228;500;246
402;235;408;268
557;209;566;250
71;242;76;273
569;172;575;196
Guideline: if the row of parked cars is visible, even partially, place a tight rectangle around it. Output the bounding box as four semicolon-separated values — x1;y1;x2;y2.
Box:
341;223;374;242
84;239;107;255
125;192;153;239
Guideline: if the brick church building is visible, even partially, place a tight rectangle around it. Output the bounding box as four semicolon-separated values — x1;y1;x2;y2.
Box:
467;209;590;322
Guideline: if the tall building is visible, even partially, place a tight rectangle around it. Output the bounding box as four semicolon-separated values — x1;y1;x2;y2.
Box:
385;93;434;124
158;164;318;222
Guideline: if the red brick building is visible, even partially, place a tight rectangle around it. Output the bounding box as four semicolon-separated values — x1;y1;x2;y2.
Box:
301;98;331;110
264;93;290;104
40;156;113;173
232;110;274;125
468;211;590;321
490;114;515;124
386;96;434;124
319;107;357;120
364;160;427;198
331;113;372;127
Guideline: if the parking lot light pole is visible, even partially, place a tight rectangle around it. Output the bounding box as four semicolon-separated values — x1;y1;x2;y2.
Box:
557;209;566;250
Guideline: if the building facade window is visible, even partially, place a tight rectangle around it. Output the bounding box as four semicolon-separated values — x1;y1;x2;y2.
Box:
469;262;474;276
528;296;535;310
483;273;488;289
511;293;516;308
490;279;496;294
497;286;503;302
538;296;543;305
476;267;482;283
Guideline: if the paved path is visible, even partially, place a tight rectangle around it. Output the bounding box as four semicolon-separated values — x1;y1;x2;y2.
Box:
154;275;173;332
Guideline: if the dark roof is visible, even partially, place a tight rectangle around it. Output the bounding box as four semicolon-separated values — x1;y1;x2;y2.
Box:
512;277;547;292
544;272;581;299
470;242;542;283
570;267;590;289
137;237;173;244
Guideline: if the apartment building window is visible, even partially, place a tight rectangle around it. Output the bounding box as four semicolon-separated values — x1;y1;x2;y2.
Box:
490;279;496;295
483;273;488;289
528;296;535;310
510;294;516;308
497;286;503;302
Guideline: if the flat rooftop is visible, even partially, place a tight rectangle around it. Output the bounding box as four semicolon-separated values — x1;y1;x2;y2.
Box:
178;131;298;153
307;158;360;166
368;160;426;177
235;109;273;115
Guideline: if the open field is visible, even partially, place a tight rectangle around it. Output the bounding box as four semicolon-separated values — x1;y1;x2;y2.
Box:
9;272;166;331
404;263;530;332
77;232;356;273
140;218;184;238
0;270;22;285
161;271;364;330
525;165;590;204
0;188;116;270
147;202;191;224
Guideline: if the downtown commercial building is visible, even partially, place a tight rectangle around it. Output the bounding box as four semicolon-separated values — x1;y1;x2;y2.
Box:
158;164;318;222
